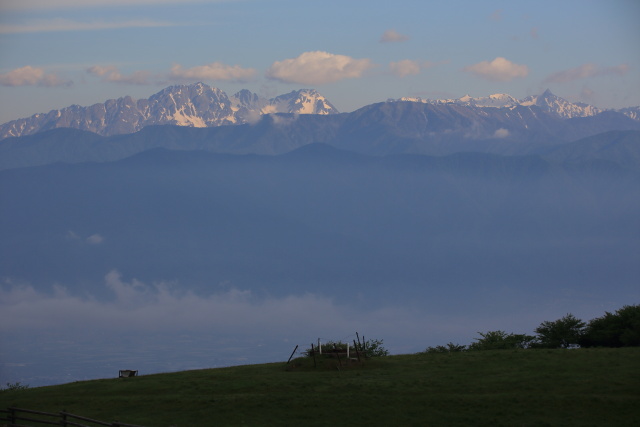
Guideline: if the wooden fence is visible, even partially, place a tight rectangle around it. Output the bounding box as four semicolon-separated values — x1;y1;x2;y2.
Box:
0;407;146;427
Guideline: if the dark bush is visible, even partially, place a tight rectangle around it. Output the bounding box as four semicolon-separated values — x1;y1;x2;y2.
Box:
468;331;536;351
534;313;585;348
580;304;640;347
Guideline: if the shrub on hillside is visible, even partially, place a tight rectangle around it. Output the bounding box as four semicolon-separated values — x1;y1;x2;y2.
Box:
580;304;640;347
304;338;389;358
1;382;29;392
534;313;585;348
425;342;467;353
362;338;389;357
468;331;535;351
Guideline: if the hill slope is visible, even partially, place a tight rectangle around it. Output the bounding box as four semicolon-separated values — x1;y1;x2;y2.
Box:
1;349;639;426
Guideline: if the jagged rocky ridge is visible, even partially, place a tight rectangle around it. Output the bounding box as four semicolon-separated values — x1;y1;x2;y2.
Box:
0;83;338;139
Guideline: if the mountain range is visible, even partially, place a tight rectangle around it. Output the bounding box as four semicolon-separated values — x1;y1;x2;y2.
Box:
392;89;640;120
0;83;337;139
2;83;639;143
1;88;640;170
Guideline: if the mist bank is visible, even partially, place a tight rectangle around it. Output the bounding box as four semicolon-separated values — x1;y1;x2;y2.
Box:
1;144;639;386
1;144;638;301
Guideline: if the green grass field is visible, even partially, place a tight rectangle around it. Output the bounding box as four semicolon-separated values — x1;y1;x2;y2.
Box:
2;348;639;426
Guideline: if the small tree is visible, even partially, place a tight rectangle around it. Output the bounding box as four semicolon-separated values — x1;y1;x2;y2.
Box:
534;313;585;348
362;338;389;357
1;382;29;392
425;342;467;353
468;330;535;351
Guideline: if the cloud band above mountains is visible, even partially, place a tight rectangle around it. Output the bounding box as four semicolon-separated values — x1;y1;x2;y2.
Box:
0;65;71;87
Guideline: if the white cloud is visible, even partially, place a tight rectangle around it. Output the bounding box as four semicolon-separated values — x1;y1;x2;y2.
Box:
543;63;629;84
389;60;432;77
0;65;71;87
66;230;105;244
493;128;510;138
380;29;409;43
86;234;104;245
87;65;151;85
0;18;175;34
463;57;529;82
266;51;374;85
169;62;256;83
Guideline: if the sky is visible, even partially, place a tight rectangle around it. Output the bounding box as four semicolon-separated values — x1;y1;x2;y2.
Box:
0;0;639;124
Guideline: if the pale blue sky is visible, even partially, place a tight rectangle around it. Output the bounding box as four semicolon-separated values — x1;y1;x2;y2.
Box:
0;0;638;123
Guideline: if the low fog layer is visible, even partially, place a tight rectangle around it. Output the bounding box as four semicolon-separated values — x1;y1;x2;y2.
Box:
1;145;639;385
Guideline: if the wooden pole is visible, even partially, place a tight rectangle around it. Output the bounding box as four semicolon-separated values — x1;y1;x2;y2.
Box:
356;332;362;351
334;344;342;368
353;339;361;362
287;345;299;364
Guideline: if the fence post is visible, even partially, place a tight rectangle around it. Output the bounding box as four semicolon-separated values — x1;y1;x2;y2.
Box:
334;344;342;368
353;339;361;362
9;407;16;425
61;409;68;427
287;345;299;364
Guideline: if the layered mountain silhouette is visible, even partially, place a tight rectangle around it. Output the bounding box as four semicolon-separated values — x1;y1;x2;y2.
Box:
2;84;639;142
1;89;640;171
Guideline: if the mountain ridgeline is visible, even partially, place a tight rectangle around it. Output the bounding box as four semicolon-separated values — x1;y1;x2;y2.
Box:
1;83;640;171
0;83;338;140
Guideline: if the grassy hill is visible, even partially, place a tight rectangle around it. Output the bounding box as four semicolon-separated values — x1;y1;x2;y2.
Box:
1;348;639;426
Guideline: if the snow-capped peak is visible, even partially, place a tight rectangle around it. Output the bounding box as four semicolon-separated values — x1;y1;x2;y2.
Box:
389;90;622;120
519;89;602;119
0;83;340;139
264;89;338;115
